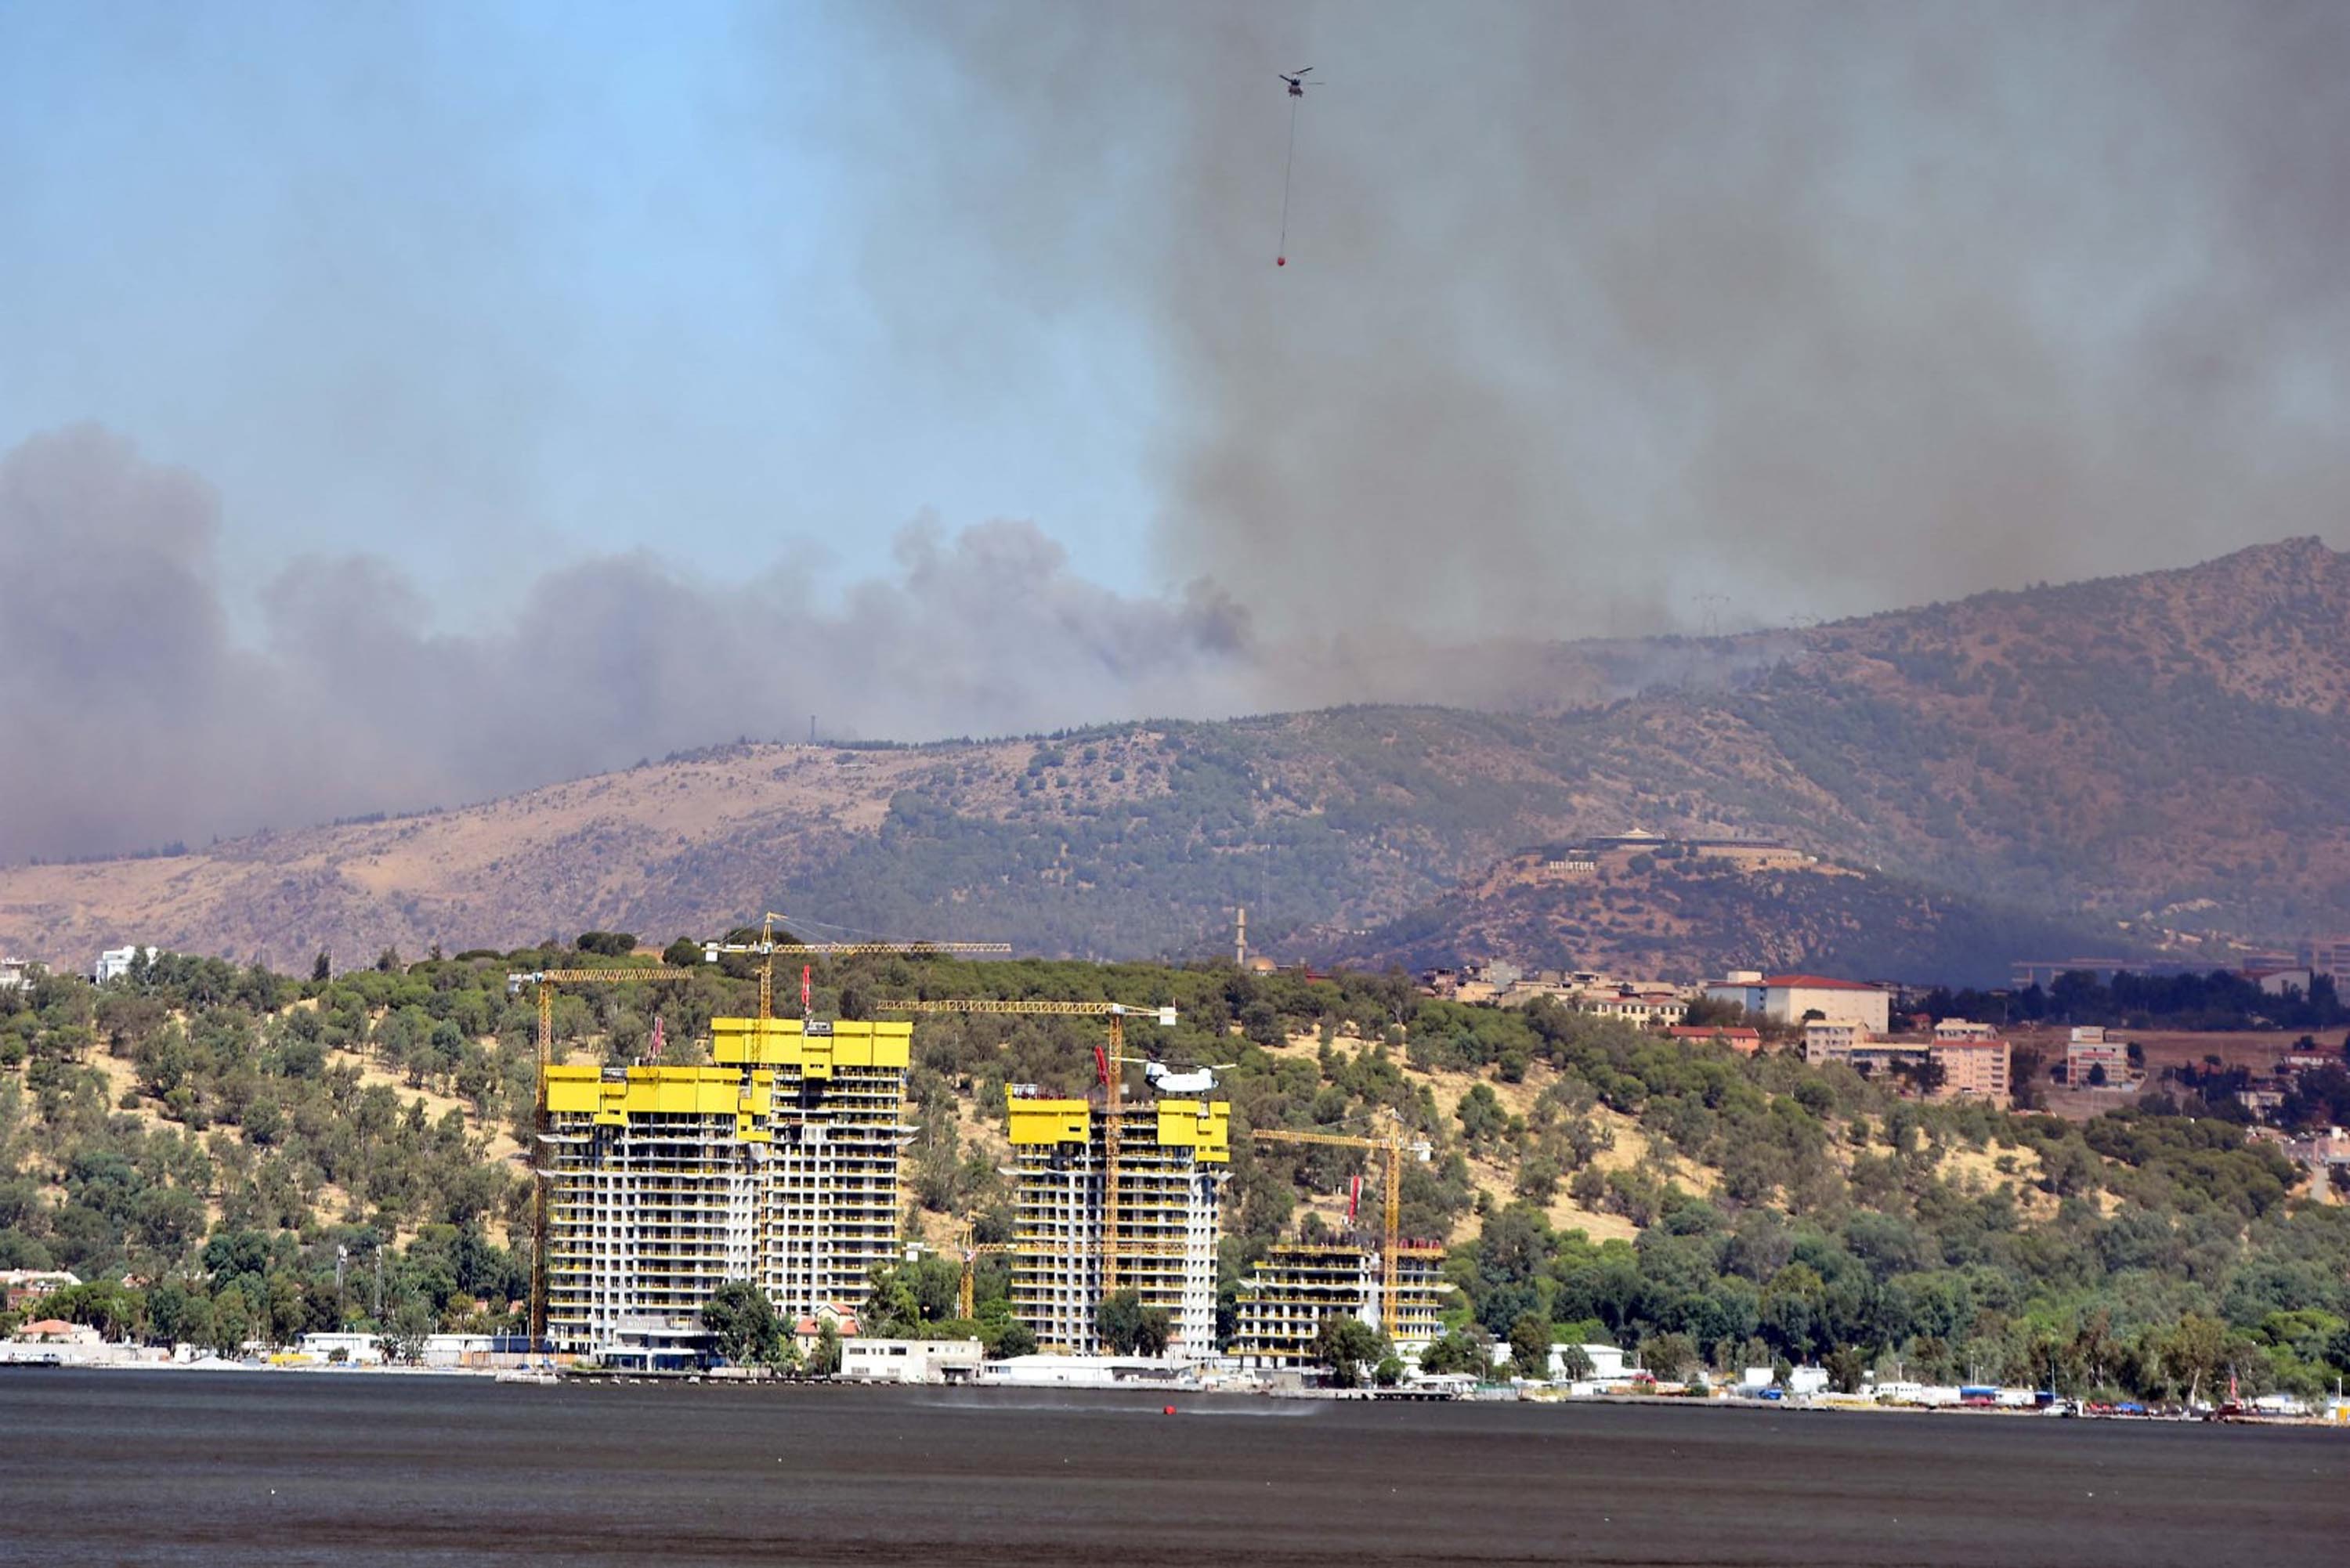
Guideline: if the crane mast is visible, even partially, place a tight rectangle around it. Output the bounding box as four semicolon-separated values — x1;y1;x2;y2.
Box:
506;963;708;1354
874;998;1177;1351
1251;1111;1428;1339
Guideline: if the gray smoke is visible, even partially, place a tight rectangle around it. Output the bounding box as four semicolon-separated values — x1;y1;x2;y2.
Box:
0;426;1274;863
837;0;2350;638
7;3;2348;862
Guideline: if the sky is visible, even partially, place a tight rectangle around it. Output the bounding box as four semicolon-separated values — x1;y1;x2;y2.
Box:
2;1;2345;861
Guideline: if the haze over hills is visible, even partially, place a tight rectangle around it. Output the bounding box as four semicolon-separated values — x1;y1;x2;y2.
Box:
0;539;2344;980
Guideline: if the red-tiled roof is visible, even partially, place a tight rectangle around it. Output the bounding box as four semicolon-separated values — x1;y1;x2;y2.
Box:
1761;975;1884;992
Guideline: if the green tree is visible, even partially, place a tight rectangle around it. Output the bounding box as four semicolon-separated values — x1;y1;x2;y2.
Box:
1642;1332;1698;1382
1417;1328;1489;1376
1823;1343;1871;1394
1314;1314;1387;1387
810;1320;843;1377
378;1299;432;1364
701;1280;782;1366
1508;1312;1553;1381
1097;1288;1144;1353
1457;1083;1506;1148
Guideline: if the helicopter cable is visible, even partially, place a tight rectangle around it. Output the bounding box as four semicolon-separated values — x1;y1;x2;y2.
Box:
1276;92;1300;266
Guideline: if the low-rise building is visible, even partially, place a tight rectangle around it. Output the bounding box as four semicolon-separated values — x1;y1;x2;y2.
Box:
1;1269;80;1313
1665;1025;1762;1055
2246;966;2314;998
1573;985;1689;1028
841;1337;985;1384
2066;1027;2131;1084
0;957;30;992
1705;972;1889;1035
94;946;144;984
1550;1342;1627;1382
1930;1039;2011;1102
792;1302;860;1359
13;1318;101;1346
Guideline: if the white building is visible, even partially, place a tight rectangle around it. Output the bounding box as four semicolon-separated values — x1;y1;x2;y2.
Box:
977;1353;1197;1389
0;957;30;992
94;946;145;984
1705;972;1889;1034
1550;1342;1628;1382
841;1337;985;1384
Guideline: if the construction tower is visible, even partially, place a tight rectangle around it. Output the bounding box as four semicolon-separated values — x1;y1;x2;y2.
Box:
540;1064;771;1361
1230;1241;1449;1370
712;1015;914;1320
1005;1087;1227;1357
537;1015;915;1361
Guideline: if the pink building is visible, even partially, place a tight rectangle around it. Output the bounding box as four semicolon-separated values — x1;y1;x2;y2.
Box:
1931;1039;2011;1103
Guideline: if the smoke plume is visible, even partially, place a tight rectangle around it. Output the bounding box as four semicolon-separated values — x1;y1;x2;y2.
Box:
5;3;2348;862
840;0;2350;637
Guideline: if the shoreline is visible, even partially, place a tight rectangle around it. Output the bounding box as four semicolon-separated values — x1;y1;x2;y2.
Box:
9;1357;2344;1429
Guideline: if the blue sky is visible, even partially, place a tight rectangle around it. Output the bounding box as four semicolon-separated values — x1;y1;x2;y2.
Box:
3;1;2344;665
0;1;1162;622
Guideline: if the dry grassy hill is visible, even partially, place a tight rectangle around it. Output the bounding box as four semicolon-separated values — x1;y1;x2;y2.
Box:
3;539;2346;977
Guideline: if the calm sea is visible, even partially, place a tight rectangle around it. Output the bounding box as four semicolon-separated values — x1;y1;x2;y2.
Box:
1;1369;2344;1565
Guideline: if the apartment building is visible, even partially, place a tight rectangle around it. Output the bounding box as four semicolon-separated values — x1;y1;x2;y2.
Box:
1230;1242;1449;1369
1005;1087;1227;1358
538;1015;916;1360
2065;1026;2130;1084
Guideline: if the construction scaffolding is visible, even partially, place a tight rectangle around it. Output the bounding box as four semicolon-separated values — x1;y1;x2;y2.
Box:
1230;1241;1450;1369
1005;1089;1227;1357
712;1016;915;1321
540;1065;768;1358
537;1016;915;1360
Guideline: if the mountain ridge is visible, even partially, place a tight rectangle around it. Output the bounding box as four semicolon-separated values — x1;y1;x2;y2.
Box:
2;537;2345;972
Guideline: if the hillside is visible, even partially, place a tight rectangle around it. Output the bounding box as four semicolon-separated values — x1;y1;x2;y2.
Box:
1330;847;2153;987
2;538;2347;971
6;948;2348;1401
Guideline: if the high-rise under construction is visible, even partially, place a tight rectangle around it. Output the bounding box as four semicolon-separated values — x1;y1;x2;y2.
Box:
1005;1087;1228;1357
1230;1241;1450;1370
539;1017;913;1359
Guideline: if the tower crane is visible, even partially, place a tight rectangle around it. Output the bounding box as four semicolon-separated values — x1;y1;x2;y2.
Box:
504;961;710;1353
873;999;1177;1337
702;912;1010;1021
953;1221;1018;1321
1251;1109;1433;1339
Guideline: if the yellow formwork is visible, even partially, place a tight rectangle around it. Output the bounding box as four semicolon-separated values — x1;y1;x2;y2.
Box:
1003;1089;1229;1162
710;1017;912;1078
1006;1094;1093;1145
1155;1100;1231;1164
541;1064;774;1139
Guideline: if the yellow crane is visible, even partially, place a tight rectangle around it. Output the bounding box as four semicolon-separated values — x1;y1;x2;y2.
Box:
1251;1110;1432;1340
953;1222;1017;1321
703;912;1010;1021
505;962;711;1352
873;999;1176;1310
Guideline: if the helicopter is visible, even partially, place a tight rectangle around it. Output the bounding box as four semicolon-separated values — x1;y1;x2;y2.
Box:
1279;66;1319;98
